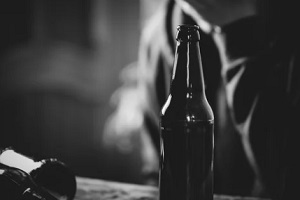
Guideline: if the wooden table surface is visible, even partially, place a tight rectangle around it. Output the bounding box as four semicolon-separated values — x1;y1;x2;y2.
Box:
75;176;271;200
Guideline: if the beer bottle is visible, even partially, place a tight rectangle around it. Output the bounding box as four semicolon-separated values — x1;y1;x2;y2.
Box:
0;148;76;200
159;25;214;200
0;166;58;200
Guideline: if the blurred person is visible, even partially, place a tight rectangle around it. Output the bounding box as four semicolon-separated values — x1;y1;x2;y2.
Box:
104;0;300;199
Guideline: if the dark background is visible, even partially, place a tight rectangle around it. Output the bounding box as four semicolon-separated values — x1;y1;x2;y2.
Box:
0;0;162;184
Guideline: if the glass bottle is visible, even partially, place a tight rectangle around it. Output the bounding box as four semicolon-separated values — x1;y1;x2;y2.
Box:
0;148;76;200
0;166;58;200
159;25;214;200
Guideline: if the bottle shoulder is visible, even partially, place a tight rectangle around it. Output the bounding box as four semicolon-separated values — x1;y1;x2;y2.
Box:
31;158;77;200
161;94;214;122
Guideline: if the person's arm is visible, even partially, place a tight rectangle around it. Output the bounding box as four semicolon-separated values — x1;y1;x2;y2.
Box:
175;0;257;33
212;16;300;197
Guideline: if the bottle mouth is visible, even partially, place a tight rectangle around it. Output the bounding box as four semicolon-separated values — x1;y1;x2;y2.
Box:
177;24;200;31
176;24;200;42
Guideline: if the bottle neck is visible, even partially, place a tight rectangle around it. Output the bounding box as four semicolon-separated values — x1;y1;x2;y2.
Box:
170;40;205;97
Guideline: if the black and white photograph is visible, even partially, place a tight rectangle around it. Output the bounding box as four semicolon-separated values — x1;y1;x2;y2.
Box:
1;0;299;199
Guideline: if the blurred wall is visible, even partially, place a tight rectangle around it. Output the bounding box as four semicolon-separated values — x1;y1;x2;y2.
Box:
0;0;163;184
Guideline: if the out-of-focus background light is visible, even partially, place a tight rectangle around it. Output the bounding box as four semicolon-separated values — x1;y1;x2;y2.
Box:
0;0;162;184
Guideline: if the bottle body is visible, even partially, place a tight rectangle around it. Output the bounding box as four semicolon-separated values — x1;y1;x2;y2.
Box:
160;120;213;200
0;165;57;200
159;25;214;200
